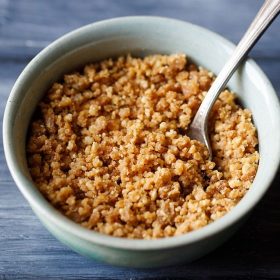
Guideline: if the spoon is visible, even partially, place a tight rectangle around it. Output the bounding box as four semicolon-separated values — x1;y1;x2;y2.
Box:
188;0;280;160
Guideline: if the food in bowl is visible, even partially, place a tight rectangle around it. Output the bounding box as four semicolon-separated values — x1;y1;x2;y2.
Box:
26;54;259;239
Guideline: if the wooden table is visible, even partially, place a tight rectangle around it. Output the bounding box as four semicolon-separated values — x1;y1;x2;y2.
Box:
1;0;279;279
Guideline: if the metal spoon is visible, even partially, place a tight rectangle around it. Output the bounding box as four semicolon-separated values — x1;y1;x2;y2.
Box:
188;0;280;160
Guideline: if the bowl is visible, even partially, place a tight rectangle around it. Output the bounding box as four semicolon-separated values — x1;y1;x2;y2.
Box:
3;16;280;268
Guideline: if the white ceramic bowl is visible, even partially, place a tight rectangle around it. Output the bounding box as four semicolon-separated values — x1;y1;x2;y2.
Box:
3;16;280;267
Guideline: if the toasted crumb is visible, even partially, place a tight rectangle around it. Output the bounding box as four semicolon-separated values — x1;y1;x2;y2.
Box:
27;54;259;239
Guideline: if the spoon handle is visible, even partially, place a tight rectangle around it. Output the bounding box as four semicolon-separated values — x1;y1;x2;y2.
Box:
190;0;280;133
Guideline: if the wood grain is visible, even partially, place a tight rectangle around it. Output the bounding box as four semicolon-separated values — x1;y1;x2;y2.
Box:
0;0;280;60
0;0;279;279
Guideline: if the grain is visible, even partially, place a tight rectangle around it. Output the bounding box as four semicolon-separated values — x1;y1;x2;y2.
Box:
27;54;259;239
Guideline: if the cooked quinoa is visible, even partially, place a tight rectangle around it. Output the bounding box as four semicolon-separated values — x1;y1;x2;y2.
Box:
27;54;259;239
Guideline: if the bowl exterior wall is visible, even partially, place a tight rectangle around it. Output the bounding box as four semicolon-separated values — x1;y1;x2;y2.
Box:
37;207;247;267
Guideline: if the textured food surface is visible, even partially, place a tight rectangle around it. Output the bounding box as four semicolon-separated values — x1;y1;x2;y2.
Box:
27;54;259;239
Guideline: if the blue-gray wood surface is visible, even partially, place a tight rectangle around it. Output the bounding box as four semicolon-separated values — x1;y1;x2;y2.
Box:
0;0;280;279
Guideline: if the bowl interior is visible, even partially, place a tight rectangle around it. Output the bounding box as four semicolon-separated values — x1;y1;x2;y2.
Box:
4;17;280;249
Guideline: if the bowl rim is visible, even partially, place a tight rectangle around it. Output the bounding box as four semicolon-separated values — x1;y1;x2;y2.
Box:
3;16;280;250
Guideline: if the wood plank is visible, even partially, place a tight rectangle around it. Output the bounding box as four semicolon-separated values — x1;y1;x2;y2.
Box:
0;0;280;59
